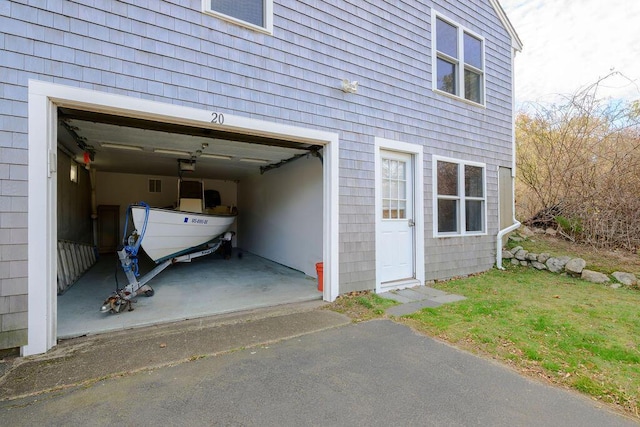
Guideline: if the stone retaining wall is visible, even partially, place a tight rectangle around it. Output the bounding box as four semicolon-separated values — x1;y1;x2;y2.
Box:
502;246;638;288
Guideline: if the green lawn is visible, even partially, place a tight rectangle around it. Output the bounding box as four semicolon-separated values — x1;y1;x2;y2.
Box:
402;266;640;416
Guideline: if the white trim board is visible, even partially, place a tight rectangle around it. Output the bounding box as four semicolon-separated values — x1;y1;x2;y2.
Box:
25;80;340;356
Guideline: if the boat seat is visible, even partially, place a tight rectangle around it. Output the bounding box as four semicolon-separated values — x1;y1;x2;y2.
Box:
179;198;203;213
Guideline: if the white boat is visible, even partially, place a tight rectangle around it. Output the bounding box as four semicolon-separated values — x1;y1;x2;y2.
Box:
101;178;237;313
131;205;236;263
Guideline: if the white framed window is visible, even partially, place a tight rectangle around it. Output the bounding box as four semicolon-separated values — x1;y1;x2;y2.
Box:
433;156;486;236
432;11;485;105
381;158;408;220
203;0;273;33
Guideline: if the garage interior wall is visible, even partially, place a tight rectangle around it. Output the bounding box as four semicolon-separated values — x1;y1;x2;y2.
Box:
57;149;92;244
237;154;322;278
96;171;238;242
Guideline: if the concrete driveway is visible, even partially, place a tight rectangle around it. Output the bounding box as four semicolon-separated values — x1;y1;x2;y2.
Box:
0;308;636;426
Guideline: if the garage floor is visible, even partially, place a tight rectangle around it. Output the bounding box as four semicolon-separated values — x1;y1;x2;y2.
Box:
57;249;321;339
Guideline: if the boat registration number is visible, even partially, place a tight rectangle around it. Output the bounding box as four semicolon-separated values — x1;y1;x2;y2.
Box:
184;217;209;225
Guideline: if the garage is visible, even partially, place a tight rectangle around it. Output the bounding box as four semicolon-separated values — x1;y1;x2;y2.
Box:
27;82;339;354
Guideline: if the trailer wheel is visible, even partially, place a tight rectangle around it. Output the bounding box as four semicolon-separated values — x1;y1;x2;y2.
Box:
145;289;155;297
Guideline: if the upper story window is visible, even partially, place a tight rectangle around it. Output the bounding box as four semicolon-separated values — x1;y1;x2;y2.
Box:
434;156;486;236
204;0;273;33
433;12;485;105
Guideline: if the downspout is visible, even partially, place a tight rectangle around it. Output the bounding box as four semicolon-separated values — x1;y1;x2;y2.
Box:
496;46;521;270
496;206;521;269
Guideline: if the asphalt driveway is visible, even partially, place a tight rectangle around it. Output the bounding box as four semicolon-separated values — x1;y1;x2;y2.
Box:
1;315;635;426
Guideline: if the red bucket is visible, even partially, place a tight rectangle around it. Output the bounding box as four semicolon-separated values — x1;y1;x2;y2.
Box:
315;262;324;292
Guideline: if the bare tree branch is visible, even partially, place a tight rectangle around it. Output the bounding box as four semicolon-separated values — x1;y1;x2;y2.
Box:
516;73;640;251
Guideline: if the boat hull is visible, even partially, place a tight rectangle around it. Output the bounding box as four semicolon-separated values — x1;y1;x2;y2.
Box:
131;206;236;263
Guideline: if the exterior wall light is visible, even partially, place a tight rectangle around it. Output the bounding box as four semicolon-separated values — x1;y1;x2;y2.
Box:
70;162;78;183
341;79;358;93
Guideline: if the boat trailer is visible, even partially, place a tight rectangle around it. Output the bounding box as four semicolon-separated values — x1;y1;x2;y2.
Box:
100;203;234;314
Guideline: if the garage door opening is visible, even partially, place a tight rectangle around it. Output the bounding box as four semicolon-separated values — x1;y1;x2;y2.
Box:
55;107;324;338
27;81;339;355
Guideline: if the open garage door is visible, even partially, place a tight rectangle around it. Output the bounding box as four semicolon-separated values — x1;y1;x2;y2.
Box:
55;108;323;338
26;81;339;355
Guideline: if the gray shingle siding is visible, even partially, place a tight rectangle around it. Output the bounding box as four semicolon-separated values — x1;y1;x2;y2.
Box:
0;0;515;348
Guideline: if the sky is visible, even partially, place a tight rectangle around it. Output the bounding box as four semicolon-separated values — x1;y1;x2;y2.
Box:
499;0;640;107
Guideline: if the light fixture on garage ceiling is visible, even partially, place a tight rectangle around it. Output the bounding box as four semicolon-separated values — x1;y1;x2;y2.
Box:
178;159;196;173
101;142;143;151
239;158;269;164
153;148;191;156
200;153;233;160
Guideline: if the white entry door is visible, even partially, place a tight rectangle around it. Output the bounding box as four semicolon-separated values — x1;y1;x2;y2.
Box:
379;151;415;284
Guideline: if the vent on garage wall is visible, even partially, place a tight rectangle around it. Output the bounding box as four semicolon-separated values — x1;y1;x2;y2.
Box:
148;179;162;193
